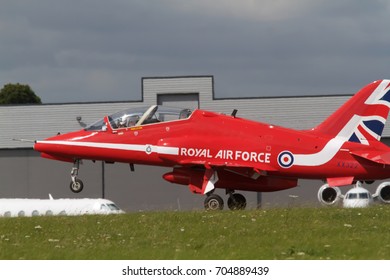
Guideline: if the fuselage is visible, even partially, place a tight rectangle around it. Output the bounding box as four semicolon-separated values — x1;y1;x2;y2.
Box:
34;108;390;184
0;198;124;217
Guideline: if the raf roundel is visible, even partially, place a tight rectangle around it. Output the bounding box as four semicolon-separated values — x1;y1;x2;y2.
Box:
278;151;294;168
145;145;153;155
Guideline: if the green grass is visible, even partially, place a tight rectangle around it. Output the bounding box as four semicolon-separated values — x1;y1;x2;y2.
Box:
1;206;390;260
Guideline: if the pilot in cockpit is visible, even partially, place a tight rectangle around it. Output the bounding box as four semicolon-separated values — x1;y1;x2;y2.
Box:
117;115;140;128
179;109;192;119
127;115;140;127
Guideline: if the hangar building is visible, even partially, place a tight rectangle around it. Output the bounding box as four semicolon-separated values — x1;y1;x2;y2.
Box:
1;76;389;211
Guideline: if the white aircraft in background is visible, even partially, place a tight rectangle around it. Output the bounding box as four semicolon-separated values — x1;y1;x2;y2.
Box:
318;181;390;208
0;195;124;217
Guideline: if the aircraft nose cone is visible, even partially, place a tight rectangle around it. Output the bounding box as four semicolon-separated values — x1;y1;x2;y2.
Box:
33;141;44;152
34;140;54;153
33;140;74;162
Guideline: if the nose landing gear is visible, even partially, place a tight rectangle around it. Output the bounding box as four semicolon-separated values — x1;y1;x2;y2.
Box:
70;160;84;193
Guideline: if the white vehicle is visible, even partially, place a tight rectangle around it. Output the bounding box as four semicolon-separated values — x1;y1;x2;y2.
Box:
343;186;374;208
0;195;124;217
318;181;390;208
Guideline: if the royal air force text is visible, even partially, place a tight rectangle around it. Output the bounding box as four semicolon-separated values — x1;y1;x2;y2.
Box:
180;148;271;163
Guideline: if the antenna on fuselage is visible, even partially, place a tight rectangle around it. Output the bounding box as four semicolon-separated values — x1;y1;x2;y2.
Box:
231;109;238;118
129;163;135;172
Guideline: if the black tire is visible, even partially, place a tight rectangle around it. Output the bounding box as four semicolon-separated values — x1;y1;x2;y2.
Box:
70;178;84;193
204;194;224;211
227;193;247;210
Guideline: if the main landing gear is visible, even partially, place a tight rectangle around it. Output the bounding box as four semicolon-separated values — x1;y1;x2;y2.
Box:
70;159;84;193
204;191;247;211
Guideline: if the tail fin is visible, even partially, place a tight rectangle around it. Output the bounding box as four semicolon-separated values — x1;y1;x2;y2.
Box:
313;80;390;145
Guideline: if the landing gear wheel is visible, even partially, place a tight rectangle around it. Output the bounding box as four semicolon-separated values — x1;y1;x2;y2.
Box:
70;178;84;193
204;194;224;211
227;193;247;210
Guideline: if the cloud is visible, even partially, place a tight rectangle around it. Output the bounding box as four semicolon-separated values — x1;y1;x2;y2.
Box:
1;0;390;102
167;0;319;22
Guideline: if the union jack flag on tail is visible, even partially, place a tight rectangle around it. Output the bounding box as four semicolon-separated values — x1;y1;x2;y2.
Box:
313;80;390;145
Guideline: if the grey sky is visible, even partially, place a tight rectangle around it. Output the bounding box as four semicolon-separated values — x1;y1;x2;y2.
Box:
1;0;390;103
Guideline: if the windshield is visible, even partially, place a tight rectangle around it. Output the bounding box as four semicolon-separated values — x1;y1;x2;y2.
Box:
346;192;371;200
85;105;192;131
107;203;121;211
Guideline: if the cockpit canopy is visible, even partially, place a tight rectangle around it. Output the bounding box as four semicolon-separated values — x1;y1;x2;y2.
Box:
85;105;192;131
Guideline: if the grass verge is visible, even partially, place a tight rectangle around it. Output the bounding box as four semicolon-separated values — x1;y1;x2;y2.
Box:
1;206;390;259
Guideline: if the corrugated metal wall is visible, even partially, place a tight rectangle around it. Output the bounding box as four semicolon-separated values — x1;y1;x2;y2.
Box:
0;102;142;149
202;95;349;131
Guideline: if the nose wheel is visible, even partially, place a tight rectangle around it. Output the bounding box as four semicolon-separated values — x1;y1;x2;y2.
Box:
70;160;84;193
70;178;84;193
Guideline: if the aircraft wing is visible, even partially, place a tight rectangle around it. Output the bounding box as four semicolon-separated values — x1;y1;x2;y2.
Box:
350;150;390;165
163;159;283;195
177;159;278;187
178;159;278;172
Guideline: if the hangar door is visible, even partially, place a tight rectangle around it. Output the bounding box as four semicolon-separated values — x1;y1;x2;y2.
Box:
157;93;199;110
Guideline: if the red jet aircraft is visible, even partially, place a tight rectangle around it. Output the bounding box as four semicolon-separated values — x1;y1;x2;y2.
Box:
34;80;390;210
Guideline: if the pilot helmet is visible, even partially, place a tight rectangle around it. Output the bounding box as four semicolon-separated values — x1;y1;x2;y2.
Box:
127;115;140;126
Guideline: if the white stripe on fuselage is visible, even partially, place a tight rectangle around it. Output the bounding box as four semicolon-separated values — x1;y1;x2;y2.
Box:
36;140;180;155
293;115;362;167
294;137;345;166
